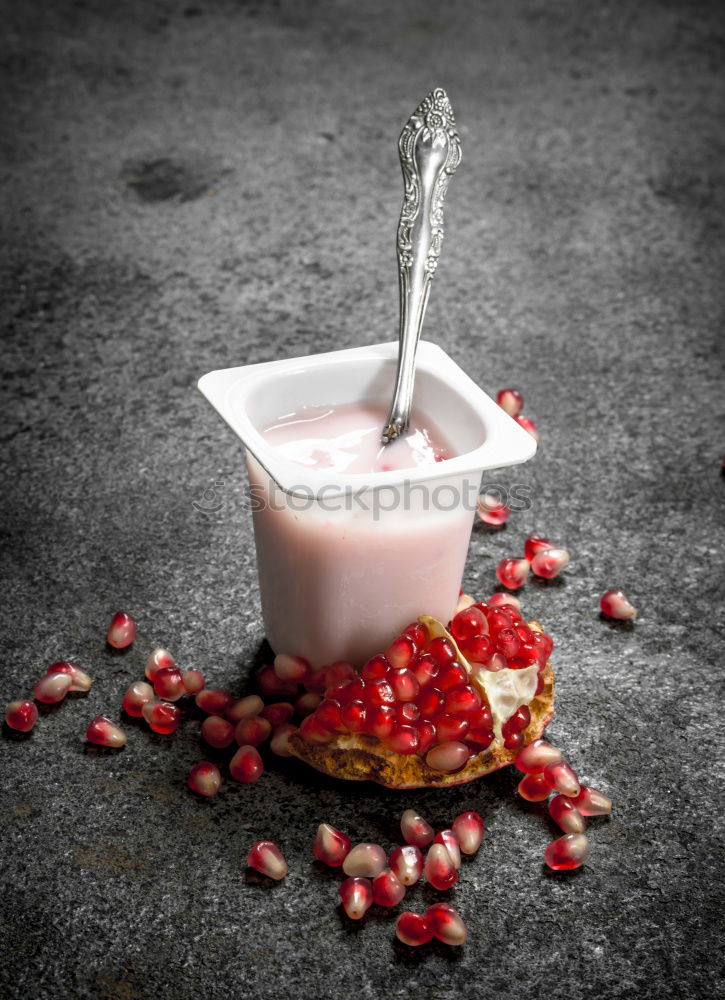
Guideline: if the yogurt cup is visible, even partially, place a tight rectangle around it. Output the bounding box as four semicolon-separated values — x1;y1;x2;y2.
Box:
198;341;536;666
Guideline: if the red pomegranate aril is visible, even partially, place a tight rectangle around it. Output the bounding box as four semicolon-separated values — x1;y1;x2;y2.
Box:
450;607;487;642
523;534;553;561
46;661;92;693
504;731;524;750
247;840;287;880
427;636;458;666
273;652;310;683
424;843;458;890
341;699;366;732
389;845;423;886
316;699;343;732
389;668;419;702
404;621;429;647
412;653;439;687
33;673;72;704
304;668;328;694
366;680;395;707
107;611;136;649
571;785;613;816
416;688;444;719
502;705;531;737
257;665;299;698
235;715;272;746
400;809;435;848
153;666;185;702
433;829;461;869
427;902;467;946
86;715;127;747
436;663;468;691
443;684;480;717
201;715;235;749
339;877;373;920
417;721;437;754
5;700;39;732
466;726;494;750
549;795;586;834
469;704;493;731
396;912;433;946
226;695;265;723
460;634;493;664
476;493;511;526
188;761;221;797
496;627;521;658
515;739;562;773
531;547;570;579
361;655;391;681
484;653;507;672
497;387;524;416
363;705;394;740
143;701;180;735
386;636;418;670
531;630;554;658
122;681;155;717
452;812;484;855
342;843;387;878
313;823;351;867
518;772;551;801
496;557;530;590
515;414;539;441
397;702;420;725
600;588;637;620
372;869;406;907
261;702;295;728
487;591;522;611
535;674;545;695
329;678;364;706
182;669;205;695
434;714;469;742
385;725;420;755
270;722;296;756
426;741;471;774
230;745;264;783
294;691;321;717
485;606;514;632
196;689;234;715
145;647;175;681
544;833;589;871
299;713;334;745
325;661;357;688
543;760;580;798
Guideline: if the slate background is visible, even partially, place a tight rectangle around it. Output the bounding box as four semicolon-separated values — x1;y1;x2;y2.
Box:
1;1;724;998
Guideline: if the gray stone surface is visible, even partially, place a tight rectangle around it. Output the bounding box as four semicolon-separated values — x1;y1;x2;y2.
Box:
1;1;723;997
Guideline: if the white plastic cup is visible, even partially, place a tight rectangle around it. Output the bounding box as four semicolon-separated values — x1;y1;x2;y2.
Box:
199;341;536;667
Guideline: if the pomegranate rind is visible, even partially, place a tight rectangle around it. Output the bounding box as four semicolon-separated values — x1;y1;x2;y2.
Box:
288;618;554;789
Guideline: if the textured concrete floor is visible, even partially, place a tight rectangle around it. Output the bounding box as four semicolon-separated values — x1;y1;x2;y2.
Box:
1;1;724;998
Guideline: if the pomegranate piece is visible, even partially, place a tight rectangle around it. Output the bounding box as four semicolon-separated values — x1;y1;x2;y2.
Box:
486;591;521;611
496;388;524;417
226;695;265;723
517;772;551;802
543;760;580;798
476;493;511;526
389;844;423;886
200;715;235;749
544;833;589;871
122;680;155;717
234;715;272;746
400;809;435;848
143;701;180;735
571;785;613;816
153;666;185;702
515;738;563;774
425;741;471;774
496;558;530;590
247;840;287;880
46;661;92;693
33;673;72;704
261;702;295;728
549;795;586;834
426;902;467;946
433;829;461;869
339;877;373;920
145;647;175;681
600;589;637;620
396;911;433;946
452;812;485;855
230;745;264;783
342;843;387;879
5;699;39;732
188;761;222;797
86;715;126;748
372;869;406;907
182;669;205;695
423;843;458;890
273;653;310;683
515;414;539;441
195;689;234;716
313;823;352;867
531;548;570;579
107;611;136;649
270;722;297;757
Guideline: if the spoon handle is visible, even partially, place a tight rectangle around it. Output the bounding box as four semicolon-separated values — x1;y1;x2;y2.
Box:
381;88;462;444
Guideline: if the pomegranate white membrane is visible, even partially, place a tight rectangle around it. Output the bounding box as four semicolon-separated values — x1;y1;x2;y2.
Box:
199;342;537;667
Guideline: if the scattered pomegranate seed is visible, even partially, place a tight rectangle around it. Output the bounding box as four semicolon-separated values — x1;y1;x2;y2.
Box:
234;714;270;749
342;843;387;879
517;772;551;802
544;833;589;871
200;715;236;749
426;902;467;946
433;829;461;869
230;745;264;783
247;840;287;880
46;661;92;693
515;738;563;774
188;761;221;797
396;911;433;946
496;557;530;590
268;722;295;756
486;592;521;611
549;795;586;834
452;812;484;855
153;666;185;702
273;653;310;683
476;493;511;526
423;843;458;890
372;869;406;907
570;785;613;816
294;691;321;717
313;823;351;867
257;665;299;698
515;414;539;441
523;535;552;561
543;760;580;798
5;700;39;732
122;680;155;717
195;689;234;716
425;740;471;774
261;702;295;728
496;388;524;417
145;647;175;681
531;548;570;579
226;694;265;723
142;700;180;734
107;611;136;649
600;589;637;620
86;715;127;748
182;669;205;694
33;673;72;704
389;844;423;886
304;667;329;694
400;809;435;848
339;877;373;920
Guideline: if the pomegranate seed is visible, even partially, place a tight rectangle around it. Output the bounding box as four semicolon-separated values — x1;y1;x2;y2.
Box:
46;661;92;693
412;653;439;687
452;812;484;854
122;680;155;717
434;714;469;742
270;722;296;756
33;673;72;704
531;548;570;579
299;713;334;745
515;414;539;441
517;772;551;801
366;705;395;740
303;668;328;694
261;702;294;727
316;699;343;732
426;741;471;774
544;833;589;871
515;739;562;773
341;699;366;731
201;715;235;749
460;635;493;664
433;830;461;869
485;605;514;630
313;823;351;867
257;665;299;698
389;668;420;702
294;691;321;717
424;843;458;890
366;680;395;707
226;694;264;723
427;636;457;666
549;795;586;834
496;387;524;416
389;844;423;885
273;652;310;683
182;669;205;694
455;592;476;614
188;761;221;797
325;661;356;688
416;688;444;718
143;701;180;734
543;760;580;797
470;703;493;730
502;705;531;737
107;611;136;649
396;911;433;946
235;715;272;746
153;666;185;702
523;535;553;561
384;725;419;754
195;689;234;715
496;557;530;590
86;715;126;748
600;588;637;620
496;627;521;658
361;655;390;681
571;785;613;816
476;493;511;526
339;877;373;920
386;636;417;670
372;869;406;907
466;726;494;750
504;731;524;750
426;902;467;945
482;652;506;672
230;745;264;783
450;607;487;643
487;592;522;611
5;699;39;732
444;684;480;716
247;840;287;880
436;663;468;691
400;808;434;847
417;721;437;754
145;647;175;681
342;843;387;878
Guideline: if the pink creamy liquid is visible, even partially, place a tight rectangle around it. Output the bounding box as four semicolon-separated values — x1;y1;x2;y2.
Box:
247;402;474;667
